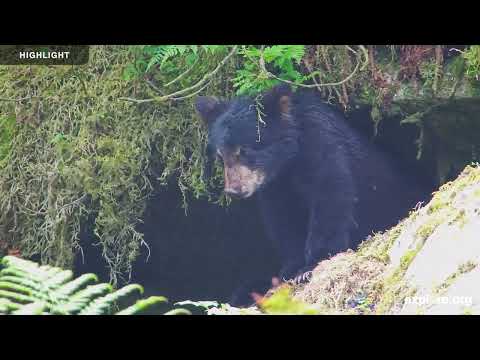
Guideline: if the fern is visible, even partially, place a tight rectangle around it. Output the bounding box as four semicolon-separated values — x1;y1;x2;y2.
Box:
78;284;143;315
0;256;190;315
144;45;227;72
463;45;480;81
116;296;168;315
55;273;99;298
233;45;306;95
146;45;187;71
135;45;306;96
11;301;46;315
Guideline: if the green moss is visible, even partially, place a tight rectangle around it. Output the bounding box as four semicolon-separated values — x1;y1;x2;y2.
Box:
414;166;480;240
440;165;480;195
0;46;238;283
415;216;444;242
393;93;480;185
399;248;418;271
419;59;439;95
463;45;480;81
463;308;473;315
258;286;320;315
370;164;480;314
357;221;404;264
374;237;426;314
374;270;417;315
0;116;16;168
427;195;449;215
449;209;467;228
434;261;477;294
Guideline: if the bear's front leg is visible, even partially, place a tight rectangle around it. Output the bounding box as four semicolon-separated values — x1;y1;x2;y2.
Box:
304;177;356;268
257;183;308;281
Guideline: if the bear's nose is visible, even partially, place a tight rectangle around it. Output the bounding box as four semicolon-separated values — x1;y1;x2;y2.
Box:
224;187;247;199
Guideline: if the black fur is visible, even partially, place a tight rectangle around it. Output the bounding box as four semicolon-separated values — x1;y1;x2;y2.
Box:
196;84;430;306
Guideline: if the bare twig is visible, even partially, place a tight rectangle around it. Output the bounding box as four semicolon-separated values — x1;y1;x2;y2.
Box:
304;61;324;94
145;78;165;95
118;97;156;104
121;46;238;104
318;46;343;102
58;194;88;212
164;58;199;87
159;45;238;99
433;45;444;96
258;45;367;88
169;80;212;101
356;45;370;71
0;95;38;102
368;45;377;81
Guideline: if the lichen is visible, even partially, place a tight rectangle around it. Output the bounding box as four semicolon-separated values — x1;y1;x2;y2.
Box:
449;209;467;228
433;261;477;295
373;237;428;315
415;216;445;242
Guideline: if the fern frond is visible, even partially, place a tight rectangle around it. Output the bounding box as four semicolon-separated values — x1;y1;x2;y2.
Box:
0;275;46;293
79;284;143;315
0;267;30;278
0;289;36;304
144;45;213;72
52;283;113;315
11;301;46;315
2;256;63;283
0;279;61;305
164;308;192;315
115;296;168;315
0;280;33;296
0;256;189;315
55;273;99;297
0;298;20;313
43;269;74;289
1;255;37;268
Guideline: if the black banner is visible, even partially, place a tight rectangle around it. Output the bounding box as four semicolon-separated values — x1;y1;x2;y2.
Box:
0;45;89;65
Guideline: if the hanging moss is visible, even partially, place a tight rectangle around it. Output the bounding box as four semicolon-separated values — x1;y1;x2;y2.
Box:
0;115;16;168
0;46;237;283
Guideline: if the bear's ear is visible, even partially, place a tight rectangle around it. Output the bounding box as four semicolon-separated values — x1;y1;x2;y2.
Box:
261;84;293;120
195;96;227;126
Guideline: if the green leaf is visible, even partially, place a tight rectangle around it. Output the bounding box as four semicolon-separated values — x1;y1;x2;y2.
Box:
79;284;143;315
11;301;46;315
115;296;168;315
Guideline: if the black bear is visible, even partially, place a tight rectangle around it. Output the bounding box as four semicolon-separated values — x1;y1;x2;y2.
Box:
195;84;430;305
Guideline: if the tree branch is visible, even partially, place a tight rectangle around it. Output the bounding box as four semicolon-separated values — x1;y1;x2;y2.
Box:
121;46;238;104
258;45;367;88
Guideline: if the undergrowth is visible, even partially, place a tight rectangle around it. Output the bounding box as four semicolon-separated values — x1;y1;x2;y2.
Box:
0;255;189;315
0;45;478;287
0;46;234;284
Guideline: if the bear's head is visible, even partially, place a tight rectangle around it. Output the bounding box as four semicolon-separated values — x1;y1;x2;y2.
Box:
195;84;299;199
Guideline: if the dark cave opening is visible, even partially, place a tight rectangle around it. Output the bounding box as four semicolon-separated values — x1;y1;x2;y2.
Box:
73;106;443;304
131;186;280;302
75;184;281;303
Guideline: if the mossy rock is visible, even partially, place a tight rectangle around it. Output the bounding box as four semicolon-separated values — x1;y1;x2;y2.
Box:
290;165;480;315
